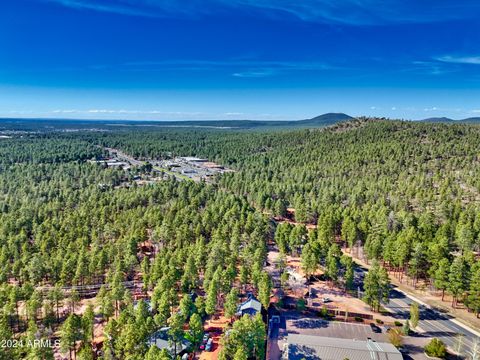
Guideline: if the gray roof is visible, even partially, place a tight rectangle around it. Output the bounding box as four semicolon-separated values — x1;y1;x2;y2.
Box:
236;296;262;315
148;328;190;355
286;334;403;360
180;157;207;162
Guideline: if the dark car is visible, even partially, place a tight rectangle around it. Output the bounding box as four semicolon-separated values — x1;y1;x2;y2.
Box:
370;323;381;333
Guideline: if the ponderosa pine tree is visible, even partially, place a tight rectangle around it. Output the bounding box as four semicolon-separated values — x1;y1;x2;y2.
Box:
448;256;470;308
434;258;450;301
258;271;272;309
188;312;204;347
363;261;390;312
224;288;239;320
301;242;318;279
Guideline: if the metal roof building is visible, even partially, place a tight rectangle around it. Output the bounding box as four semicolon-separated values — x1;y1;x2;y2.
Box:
179;156;208;162
285;334;403;360
236;294;262;317
147;327;191;357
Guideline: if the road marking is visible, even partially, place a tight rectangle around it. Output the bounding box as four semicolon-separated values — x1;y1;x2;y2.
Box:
422;319;474;350
387;291;480;352
394;287;480;338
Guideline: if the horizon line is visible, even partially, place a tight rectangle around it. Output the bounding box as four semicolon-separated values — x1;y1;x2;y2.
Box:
0;114;479;123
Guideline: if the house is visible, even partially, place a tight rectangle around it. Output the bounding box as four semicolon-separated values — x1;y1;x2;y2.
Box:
236;294;262;317
148;327;191;357
283;334;403;360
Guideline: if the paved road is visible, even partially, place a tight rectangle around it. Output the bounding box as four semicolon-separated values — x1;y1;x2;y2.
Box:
387;289;479;358
355;266;479;358
105;147;189;181
105;147;144;166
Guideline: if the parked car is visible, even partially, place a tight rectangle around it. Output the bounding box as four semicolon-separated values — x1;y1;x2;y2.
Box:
205;338;213;352
370;323;381;333
200;334;209;349
322;297;332;303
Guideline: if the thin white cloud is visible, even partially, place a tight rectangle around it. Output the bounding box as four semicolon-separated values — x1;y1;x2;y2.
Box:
46;0;157;17
2;109;294;120
232;70;275;78
43;0;480;25
88;109;117;113
83;109;206;116
435;55;480;65
8;110;34;114
53;109;78;113
91;59;334;78
121;59;333;71
409;61;455;76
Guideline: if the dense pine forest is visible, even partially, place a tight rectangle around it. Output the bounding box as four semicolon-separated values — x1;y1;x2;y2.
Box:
1;118;480;359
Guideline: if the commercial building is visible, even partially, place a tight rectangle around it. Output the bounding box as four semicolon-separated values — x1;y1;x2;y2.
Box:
284;334;403;360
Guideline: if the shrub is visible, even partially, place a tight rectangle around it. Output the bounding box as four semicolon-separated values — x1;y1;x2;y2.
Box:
394;320;403;327
296;298;306;311
319;306;329;319
354;316;363;322
425;338;447;358
402;320;410;335
388;328;403;348
375;319;384;324
276;298;284;309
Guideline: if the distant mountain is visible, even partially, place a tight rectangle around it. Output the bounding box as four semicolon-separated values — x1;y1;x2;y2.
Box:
0;113;355;131
294;112;354;126
421;117;480;124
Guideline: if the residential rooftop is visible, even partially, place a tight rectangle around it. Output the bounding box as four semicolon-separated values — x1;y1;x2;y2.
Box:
237;294;262;316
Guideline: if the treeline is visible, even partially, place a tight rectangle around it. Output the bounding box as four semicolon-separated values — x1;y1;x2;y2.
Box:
0;135;104;165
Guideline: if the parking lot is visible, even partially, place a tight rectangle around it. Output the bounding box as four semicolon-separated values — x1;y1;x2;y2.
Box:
268;311;389;360
284;314;387;342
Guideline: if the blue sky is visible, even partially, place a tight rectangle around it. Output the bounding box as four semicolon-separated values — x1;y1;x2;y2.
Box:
1;0;479;120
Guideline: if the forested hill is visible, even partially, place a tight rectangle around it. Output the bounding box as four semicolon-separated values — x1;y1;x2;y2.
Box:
91;118;480;250
220;119;480;220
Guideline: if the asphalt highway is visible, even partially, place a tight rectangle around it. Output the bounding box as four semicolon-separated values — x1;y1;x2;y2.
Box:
387;289;479;358
352;263;480;358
